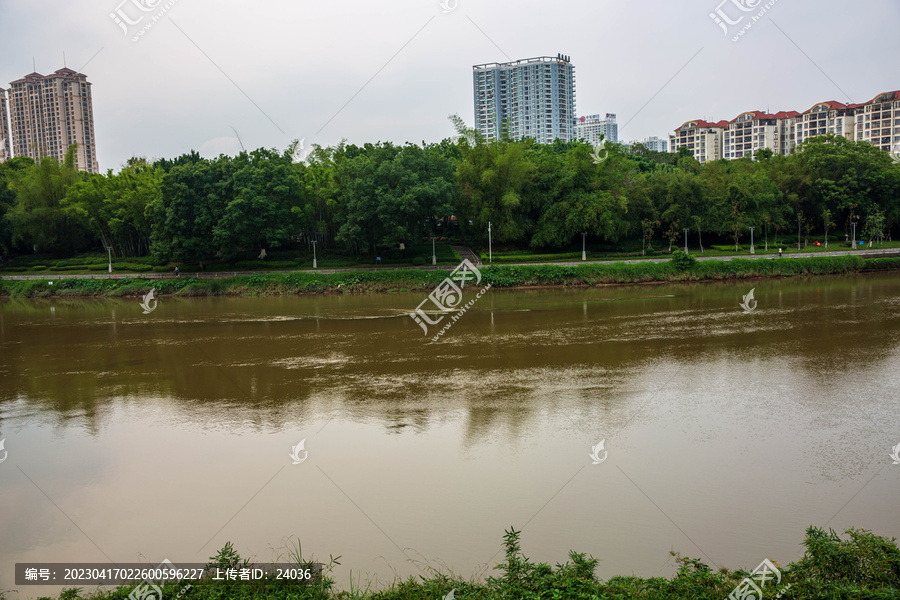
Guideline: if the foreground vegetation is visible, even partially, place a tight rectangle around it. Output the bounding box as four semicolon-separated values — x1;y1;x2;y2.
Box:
2;254;898;299
12;526;900;600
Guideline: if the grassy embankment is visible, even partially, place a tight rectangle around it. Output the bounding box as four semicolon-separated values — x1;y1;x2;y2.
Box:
0;244;462;275
1;255;899;299
12;526;900;600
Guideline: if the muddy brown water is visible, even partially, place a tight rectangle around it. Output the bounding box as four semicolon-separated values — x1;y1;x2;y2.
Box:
1;273;899;595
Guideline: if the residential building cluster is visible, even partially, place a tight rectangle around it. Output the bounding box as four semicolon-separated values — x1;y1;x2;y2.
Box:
669;91;900;163
0;68;99;173
472;55;667;151
471;55;898;165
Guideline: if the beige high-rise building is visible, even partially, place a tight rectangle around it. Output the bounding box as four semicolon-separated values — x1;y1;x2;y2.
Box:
0;87;10;163
669;119;728;163
7;68;99;173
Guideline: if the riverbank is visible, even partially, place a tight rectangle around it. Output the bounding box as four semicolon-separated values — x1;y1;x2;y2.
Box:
2;255;900;298
15;526;900;599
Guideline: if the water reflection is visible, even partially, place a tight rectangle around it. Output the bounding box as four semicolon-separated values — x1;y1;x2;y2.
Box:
1;274;899;593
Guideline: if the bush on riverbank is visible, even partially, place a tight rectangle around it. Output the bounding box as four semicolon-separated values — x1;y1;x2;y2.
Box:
18;526;900;600
0;255;895;299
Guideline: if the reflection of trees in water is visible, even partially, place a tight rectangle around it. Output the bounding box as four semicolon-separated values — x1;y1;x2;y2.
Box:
2;274;899;437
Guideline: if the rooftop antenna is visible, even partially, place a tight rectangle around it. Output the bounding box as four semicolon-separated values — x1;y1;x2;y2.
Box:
64;51;67;68
33;57;36;72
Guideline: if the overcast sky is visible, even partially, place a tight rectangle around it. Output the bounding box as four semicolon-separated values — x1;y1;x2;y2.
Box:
1;0;898;171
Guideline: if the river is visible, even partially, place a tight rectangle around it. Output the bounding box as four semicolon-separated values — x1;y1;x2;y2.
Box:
1;273;899;595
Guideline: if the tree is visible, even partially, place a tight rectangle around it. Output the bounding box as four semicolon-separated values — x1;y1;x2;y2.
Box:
335;142;455;253
863;208;886;246
453;128;534;244
641;219;660;255
213;148;302;259
821;208;835;248
692;215;704;253
149;156;235;261
6;146;93;255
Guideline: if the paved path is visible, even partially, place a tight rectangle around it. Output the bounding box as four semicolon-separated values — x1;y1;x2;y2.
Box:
0;247;897;281
500;247;900;267
452;245;482;266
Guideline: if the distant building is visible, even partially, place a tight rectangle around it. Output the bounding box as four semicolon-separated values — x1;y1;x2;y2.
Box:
0;87;10;163
631;135;667;152
473;54;576;144
7;68;99;172
574;113;617;144
671;90;900;160
852;91;900;152
669;120;728;163
723;110;800;159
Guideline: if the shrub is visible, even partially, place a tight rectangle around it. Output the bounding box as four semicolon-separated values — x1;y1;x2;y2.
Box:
791;527;900;586
30;265;48;271
412;257;426;266
671;249;696;271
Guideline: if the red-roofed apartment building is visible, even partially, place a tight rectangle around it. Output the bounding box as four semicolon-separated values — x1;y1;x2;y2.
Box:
670;90;900;161
6;68;99;173
669;119;729;164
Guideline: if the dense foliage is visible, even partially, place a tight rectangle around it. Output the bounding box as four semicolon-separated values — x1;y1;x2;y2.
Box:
1;121;898;264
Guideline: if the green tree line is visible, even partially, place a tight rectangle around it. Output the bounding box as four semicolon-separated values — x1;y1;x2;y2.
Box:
0;118;898;262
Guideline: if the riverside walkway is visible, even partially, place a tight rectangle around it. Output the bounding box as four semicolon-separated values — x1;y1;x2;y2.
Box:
1;247;898;280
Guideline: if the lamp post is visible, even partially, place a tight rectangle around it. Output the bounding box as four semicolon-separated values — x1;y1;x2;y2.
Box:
488;221;492;263
851;221;857;251
683;228;689;253
431;237;436;265
312;240;317;269
581;232;587;261
106;245;112;273
749;226;755;254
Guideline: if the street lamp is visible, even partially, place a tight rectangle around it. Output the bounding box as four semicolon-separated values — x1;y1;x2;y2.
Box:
749;226;755;254
851;221;857;251
311;240;317;269
106;244;112;273
683;228;689;253
581;232;587;261
488;221;492;263
431;237;437;266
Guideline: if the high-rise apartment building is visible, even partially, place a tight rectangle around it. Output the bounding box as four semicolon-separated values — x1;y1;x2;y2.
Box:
723;110;800;159
473;54;576;144
7;68;99;173
671;90;900;161
574;113;617;144
0;87;10;163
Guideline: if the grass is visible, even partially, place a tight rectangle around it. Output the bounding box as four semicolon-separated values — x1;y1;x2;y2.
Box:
0;245;462;275
2;255;897;298
11;525;900;599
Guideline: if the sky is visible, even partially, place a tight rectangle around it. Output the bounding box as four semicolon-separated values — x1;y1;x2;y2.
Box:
1;0;898;172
